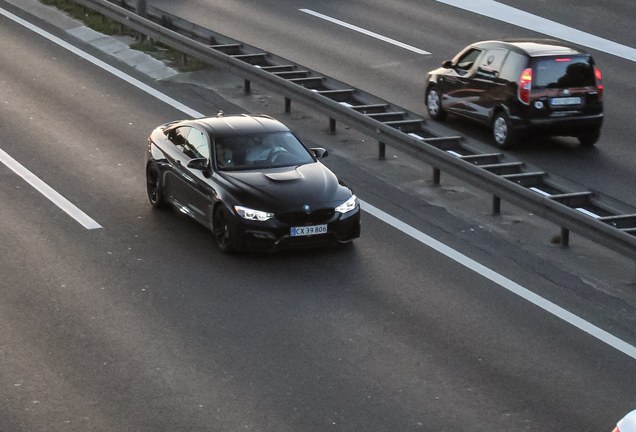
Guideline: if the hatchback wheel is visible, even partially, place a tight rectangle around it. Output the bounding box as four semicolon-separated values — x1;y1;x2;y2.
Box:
146;163;166;208
578;127;601;147
426;87;446;121
212;206;235;253
492;112;515;149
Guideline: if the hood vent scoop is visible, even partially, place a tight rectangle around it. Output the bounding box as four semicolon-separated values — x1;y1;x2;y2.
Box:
265;169;303;181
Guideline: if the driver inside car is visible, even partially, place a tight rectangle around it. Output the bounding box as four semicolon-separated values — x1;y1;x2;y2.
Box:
215;142;234;169
245;135;285;165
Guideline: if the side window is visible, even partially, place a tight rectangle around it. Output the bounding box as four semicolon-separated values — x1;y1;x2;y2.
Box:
186;128;210;159
477;49;508;76
169;126;190;149
498;51;528;83
455;48;482;76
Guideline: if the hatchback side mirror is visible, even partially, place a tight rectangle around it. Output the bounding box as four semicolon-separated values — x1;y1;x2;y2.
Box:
311;148;329;159
442;60;454;69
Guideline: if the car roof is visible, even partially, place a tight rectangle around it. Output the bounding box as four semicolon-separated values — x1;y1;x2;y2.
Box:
192;114;290;138
472;39;588;57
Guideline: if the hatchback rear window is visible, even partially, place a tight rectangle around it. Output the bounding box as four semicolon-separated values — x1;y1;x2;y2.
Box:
534;56;596;88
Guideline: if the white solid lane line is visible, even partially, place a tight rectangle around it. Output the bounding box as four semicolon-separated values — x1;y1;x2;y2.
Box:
437;0;636;62
0;148;102;230
5;5;636;361
300;9;430;55
0;6;204;230
361;200;636;361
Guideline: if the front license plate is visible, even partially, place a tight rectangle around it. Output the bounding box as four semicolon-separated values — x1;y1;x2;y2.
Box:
291;225;327;236
550;97;581;106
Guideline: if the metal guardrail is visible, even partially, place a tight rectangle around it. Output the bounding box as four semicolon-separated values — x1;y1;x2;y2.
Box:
73;0;636;260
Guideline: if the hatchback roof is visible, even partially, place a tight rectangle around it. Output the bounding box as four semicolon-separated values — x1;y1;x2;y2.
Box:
473;39;587;57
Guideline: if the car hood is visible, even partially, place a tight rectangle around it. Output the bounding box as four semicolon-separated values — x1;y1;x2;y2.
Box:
219;162;351;212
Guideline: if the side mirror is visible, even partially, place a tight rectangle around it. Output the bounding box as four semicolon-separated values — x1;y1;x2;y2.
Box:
442;60;454;69
187;157;210;173
311;148;329;159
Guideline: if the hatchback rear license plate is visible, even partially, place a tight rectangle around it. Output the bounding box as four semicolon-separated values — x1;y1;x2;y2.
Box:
291;225;327;236
550;97;581;106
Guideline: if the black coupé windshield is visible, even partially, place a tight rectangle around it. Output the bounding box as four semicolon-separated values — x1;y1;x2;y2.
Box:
215;131;315;171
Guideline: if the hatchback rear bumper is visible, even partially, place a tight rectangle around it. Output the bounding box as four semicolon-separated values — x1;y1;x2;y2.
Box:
513;113;603;136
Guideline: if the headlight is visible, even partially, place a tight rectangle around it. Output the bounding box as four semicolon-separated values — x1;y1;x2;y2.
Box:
335;195;357;214
234;206;274;221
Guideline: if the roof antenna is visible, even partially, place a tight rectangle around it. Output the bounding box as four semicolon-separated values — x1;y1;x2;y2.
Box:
217;110;225;117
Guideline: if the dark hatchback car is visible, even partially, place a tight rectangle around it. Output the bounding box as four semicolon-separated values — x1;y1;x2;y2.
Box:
146;114;361;252
425;39;604;148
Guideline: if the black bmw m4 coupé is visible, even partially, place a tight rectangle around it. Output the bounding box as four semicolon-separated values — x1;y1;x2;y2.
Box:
146;114;361;252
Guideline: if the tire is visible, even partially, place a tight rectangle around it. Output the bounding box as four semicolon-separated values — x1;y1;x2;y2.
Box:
426;87;446;121
578;128;601;147
212;205;235;253
146;163;166;208
492;112;515;149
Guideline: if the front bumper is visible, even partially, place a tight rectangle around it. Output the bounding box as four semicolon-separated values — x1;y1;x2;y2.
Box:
234;207;361;251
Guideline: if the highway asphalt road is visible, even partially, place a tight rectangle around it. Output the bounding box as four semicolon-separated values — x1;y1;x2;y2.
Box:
1;2;636;432
147;0;636;208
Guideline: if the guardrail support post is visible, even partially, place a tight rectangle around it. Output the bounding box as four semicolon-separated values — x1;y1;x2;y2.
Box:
136;0;147;18
285;97;291;114
432;167;441;185
118;0;126;34
182;53;188;67
329;118;336;135
561;227;570;248
492;195;501;215
378;142;386;160
136;0;147;41
244;79;251;95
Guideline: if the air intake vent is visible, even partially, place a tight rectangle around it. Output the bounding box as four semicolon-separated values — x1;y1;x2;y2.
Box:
277;209;335;225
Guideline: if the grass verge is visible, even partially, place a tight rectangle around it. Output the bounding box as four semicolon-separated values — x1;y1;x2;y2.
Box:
38;0;209;72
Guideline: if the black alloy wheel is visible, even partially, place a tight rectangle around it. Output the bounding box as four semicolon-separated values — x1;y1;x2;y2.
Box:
146;163;166;208
212;206;234;253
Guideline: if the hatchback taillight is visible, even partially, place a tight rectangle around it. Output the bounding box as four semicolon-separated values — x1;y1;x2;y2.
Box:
595;66;603;101
518;68;532;104
613;427;619;432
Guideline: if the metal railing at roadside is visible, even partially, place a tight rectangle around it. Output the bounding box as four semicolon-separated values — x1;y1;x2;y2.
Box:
72;0;636;261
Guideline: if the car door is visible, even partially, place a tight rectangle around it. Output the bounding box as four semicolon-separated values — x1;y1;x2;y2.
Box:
162;126;192;203
179;127;215;222
467;49;509;122
439;48;484;116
